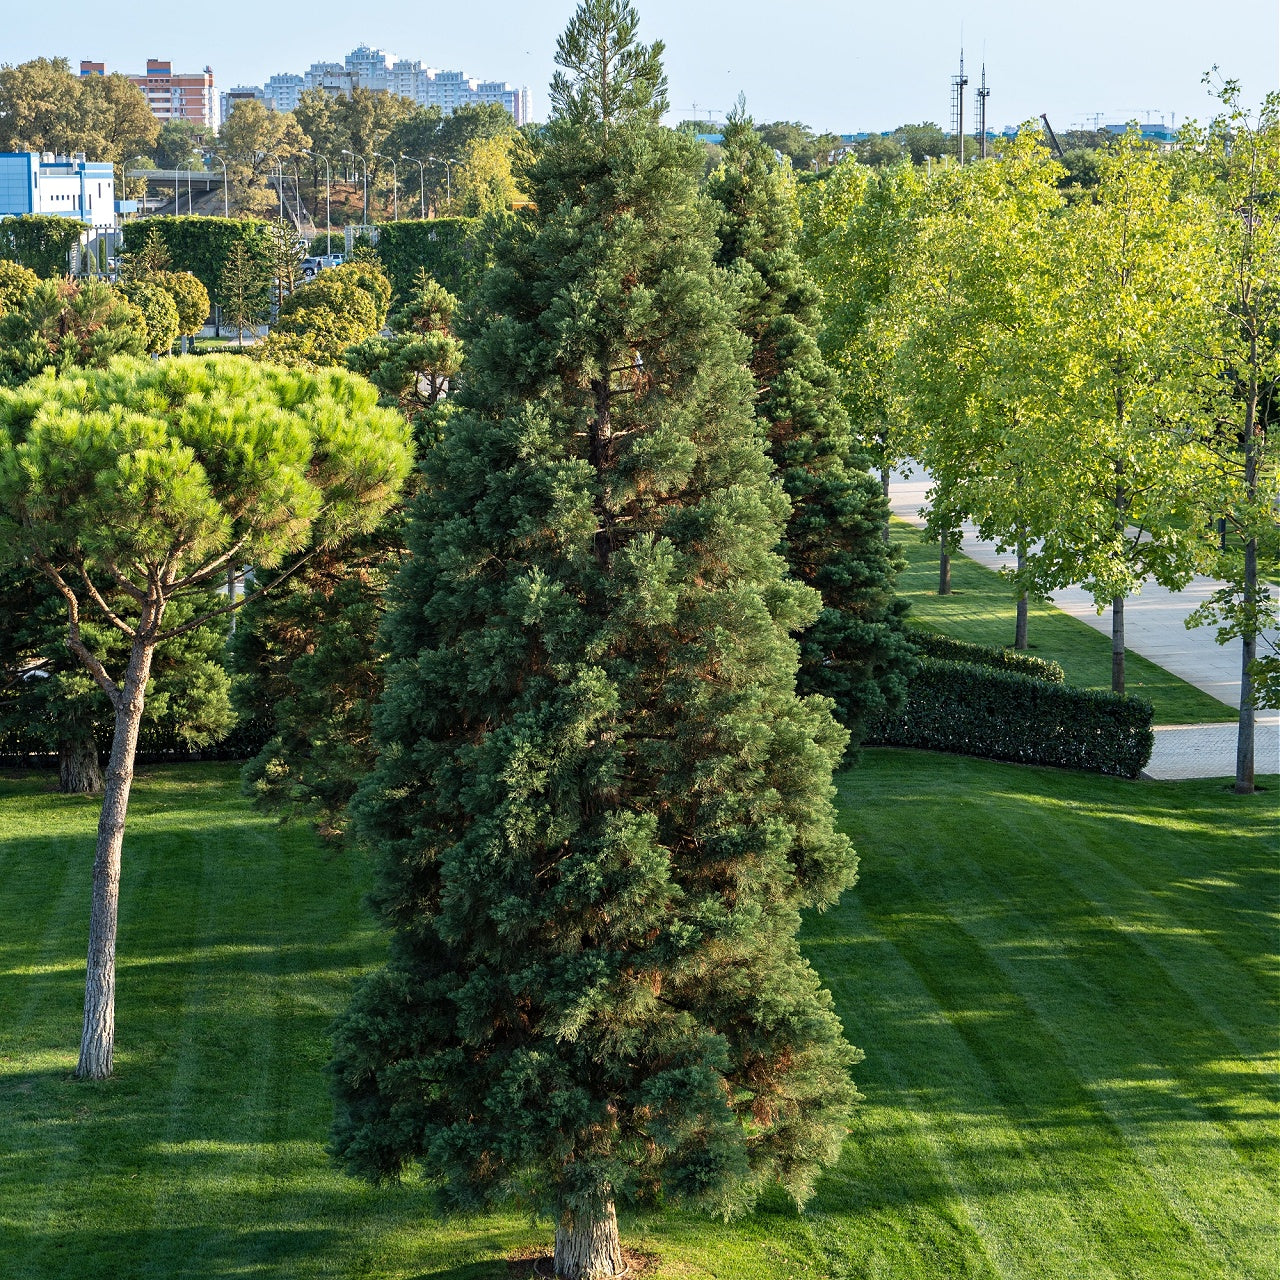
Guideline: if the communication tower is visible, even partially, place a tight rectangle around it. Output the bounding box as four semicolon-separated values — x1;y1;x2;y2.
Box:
976;64;991;159
950;49;969;165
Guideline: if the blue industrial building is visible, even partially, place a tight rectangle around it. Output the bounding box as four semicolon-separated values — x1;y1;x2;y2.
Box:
0;152;120;226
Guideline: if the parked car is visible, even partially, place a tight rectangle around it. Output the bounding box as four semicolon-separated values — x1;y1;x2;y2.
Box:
300;254;344;279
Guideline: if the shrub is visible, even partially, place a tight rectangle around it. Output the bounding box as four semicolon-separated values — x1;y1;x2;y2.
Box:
151;270;211;338
869;657;1154;778
0;214;83;278
0;279;146;385
0;261;40;316
909;630;1066;683
118;280;180;355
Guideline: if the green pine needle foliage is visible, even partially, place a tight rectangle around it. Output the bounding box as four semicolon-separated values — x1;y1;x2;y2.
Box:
330;0;861;1232
707;112;914;751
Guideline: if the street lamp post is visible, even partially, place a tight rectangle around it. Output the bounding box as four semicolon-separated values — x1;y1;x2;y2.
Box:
441;157;455;213
373;153;398;221
401;155;426;219
304;150;331;248
208;152;229;217
342;149;368;226
276;157;285;222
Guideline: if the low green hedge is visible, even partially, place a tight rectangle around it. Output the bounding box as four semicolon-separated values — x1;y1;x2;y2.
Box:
909;630;1066;683
868;657;1154;778
0;717;272;769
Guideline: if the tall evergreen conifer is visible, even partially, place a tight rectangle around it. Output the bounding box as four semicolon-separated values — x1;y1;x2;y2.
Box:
330;3;860;1274
707;111;913;748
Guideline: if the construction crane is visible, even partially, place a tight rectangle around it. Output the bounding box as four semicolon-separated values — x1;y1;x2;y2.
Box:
1040;113;1065;159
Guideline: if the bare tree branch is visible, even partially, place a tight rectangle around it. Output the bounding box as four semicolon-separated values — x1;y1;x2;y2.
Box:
153;545;325;642
34;557;122;709
76;564;138;638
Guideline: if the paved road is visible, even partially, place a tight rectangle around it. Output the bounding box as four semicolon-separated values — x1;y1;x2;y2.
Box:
888;465;1279;780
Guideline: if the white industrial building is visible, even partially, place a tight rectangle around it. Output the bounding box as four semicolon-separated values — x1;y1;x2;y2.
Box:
0;152;119;226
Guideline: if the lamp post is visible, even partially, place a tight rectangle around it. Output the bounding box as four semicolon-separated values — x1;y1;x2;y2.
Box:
304;150;331;248
441;157;455;213
373;152;398;221
401;155;426;219
342;149;368;226
208;152;228;217
276;156;285;222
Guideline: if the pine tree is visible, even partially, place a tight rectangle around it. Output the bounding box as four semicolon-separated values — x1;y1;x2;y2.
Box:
706;109;913;750
329;4;860;1275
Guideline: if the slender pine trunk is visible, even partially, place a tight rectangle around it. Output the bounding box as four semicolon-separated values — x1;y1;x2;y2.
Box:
1111;594;1125;697
554;1199;623;1280
76;636;155;1080
59;734;103;795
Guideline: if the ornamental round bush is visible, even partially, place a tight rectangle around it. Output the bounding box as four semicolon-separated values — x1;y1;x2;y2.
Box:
119;280;181;356
0;261;40;318
152;270;211;338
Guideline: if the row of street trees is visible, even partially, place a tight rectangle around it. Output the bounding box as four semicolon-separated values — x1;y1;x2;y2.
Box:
801;85;1279;793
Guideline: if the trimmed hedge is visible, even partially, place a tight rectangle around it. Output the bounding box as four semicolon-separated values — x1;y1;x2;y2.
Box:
868;657;1154;778
0;215;83;278
0;716;272;770
373;217;484;302
909;629;1066;683
121;216;270;309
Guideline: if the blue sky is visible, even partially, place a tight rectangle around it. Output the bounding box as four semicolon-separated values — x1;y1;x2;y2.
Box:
4;0;1276;132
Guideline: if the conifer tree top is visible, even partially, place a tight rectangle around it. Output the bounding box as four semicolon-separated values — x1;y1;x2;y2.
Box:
550;0;668;127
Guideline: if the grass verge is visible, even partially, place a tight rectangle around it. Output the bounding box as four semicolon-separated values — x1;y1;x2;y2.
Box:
893;518;1237;725
1;760;1275;1278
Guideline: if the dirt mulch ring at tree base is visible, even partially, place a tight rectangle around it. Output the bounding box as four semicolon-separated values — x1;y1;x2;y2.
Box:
507;1245;659;1278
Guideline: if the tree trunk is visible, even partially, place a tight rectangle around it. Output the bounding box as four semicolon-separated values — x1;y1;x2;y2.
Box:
76;637;155;1080
1235;532;1257;795
938;536;951;596
59;734;103;795
1014;533;1029;650
554;1200;623;1280
880;463;891;544
1111;595;1125;697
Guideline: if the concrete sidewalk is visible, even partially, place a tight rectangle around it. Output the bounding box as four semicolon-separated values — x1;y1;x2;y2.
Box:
889;465;1279;780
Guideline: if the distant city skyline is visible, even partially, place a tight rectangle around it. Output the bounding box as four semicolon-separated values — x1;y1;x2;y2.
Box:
4;0;1276;133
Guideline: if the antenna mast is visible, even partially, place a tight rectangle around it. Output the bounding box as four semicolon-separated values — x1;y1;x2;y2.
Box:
951;48;969;165
977;63;991;159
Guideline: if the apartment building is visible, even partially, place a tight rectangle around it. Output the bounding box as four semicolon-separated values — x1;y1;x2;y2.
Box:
81;59;219;130
227;44;530;125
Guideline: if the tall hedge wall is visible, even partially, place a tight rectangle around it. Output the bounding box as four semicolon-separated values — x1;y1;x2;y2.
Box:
121;216;270;308
373;217;484;302
0;215;83;278
869;657;1154;778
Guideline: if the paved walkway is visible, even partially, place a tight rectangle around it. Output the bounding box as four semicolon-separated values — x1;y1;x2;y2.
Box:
888;465;1279;781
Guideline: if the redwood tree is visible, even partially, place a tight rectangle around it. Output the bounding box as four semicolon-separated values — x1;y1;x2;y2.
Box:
0;355;411;1079
707;109;913;749
329;4;860;1275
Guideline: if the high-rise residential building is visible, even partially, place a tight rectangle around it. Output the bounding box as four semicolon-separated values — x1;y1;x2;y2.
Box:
228;44;530;125
81;59;219;130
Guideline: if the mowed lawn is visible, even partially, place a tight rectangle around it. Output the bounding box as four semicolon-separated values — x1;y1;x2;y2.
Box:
892;518;1238;726
1;759;1275;1279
